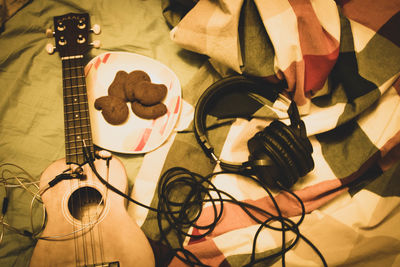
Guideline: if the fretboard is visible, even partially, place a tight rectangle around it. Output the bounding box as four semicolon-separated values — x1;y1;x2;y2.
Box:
62;55;94;165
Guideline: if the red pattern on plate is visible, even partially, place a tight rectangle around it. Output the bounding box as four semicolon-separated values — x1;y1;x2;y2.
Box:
173;96;181;114
102;53;111;63
87;52;182;154
94;57;102;70
134;128;152;152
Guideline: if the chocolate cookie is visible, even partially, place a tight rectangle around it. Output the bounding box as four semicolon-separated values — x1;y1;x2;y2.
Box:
94;95;129;125
131;101;167;120
125;70;151;101
128;81;167;105
108;70;128;100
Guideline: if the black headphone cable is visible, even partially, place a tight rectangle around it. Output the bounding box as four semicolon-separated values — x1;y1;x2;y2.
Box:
83;148;327;267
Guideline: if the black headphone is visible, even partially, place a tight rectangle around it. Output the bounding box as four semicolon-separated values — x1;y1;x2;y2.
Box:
194;75;314;189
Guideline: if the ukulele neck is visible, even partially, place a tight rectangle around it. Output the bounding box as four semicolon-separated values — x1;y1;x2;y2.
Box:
62;55;94;165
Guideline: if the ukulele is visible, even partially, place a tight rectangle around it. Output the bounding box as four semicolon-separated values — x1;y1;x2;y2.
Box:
30;13;155;267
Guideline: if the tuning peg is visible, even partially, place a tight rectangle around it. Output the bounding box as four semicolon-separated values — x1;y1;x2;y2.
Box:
45;28;55;38
45;43;56;54
90;40;101;48
90;24;101;35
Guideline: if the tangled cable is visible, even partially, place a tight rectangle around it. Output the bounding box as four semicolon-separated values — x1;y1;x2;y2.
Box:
0;163;45;244
85;148;327;266
1;150;327;266
153;166;327;267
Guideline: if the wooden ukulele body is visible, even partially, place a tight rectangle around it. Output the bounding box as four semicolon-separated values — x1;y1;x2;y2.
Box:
30;157;155;267
31;12;155;267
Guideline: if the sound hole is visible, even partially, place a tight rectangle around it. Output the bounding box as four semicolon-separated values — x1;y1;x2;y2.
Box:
68;186;104;223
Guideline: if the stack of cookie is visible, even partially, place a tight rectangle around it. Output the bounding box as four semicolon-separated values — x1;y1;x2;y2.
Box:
94;70;168;125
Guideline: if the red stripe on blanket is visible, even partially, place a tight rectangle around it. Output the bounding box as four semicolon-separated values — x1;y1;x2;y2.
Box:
193;182;347;239
282;60;306;105
337;0;400;32
282;49;339;105
192;152;381;239
379;130;400;171
289;0;339;55
177;152;384;266
170;238;225;267
303;48;339;93
188;228;206;245
285;0;340;100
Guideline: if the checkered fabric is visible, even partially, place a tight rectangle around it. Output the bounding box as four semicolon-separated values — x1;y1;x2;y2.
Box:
128;0;400;266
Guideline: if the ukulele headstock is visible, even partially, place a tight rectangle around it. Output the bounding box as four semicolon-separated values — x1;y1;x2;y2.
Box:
46;13;100;57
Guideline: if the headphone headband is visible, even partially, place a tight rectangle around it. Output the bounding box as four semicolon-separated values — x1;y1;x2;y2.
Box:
194;76;282;161
193;75;314;188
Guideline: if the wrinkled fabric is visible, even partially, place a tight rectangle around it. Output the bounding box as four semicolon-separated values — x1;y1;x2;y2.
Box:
1;0;400;266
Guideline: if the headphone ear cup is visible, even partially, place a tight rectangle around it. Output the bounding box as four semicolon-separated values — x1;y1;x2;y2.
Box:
248;131;299;188
247;135;279;188
266;121;314;177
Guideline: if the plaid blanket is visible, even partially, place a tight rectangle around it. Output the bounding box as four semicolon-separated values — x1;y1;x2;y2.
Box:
127;0;400;266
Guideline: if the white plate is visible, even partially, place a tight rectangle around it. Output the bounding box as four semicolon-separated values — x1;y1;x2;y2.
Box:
85;52;182;154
